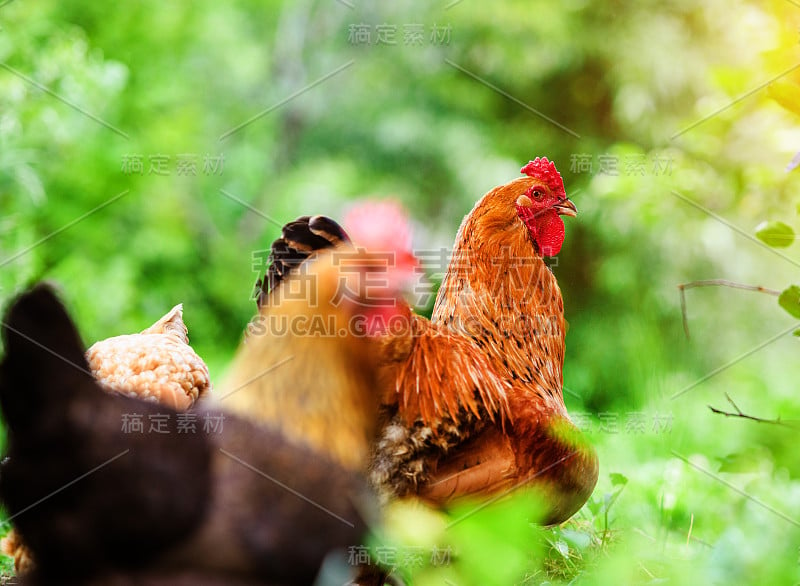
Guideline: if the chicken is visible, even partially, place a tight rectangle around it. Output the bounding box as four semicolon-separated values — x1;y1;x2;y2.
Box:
0;273;398;583
233;200;423;469
252;158;598;525
86;303;211;410
224;241;409;472
1;303;212;576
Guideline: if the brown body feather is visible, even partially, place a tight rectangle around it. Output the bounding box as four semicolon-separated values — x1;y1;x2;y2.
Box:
378;309;510;428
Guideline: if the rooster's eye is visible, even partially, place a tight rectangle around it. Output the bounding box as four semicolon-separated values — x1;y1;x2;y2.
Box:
531;189;544;200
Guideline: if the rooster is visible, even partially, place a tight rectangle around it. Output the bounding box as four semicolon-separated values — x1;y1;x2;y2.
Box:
251;158;598;525
0;261;405;583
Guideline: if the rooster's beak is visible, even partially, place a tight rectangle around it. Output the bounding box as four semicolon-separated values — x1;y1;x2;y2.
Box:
553;199;578;217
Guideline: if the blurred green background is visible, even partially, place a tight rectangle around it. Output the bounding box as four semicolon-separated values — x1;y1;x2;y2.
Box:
2;0;800;583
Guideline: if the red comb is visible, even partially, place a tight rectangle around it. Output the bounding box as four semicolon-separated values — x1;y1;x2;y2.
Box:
520;157;565;197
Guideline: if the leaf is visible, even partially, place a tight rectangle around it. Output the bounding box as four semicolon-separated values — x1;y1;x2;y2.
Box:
755;221;795;248
717;452;761;473
779;285;800;319
609;472;628;487
793;328;800;337
768;81;800;117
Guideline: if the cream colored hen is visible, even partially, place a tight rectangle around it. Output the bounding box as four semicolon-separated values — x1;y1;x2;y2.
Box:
86;304;211;410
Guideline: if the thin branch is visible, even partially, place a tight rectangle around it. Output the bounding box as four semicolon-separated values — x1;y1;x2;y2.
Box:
679;279;781;296
678;280;781;339
672;450;800;528
708;393;794;427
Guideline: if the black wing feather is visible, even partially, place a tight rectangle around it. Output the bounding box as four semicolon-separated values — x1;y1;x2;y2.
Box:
254;215;350;308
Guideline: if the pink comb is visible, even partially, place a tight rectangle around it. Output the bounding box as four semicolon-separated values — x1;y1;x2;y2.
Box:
342;200;418;332
343;200;412;253
343;199;418;278
520;157;565;197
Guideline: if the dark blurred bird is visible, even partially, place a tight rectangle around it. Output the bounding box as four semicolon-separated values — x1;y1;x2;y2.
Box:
0;276;395;584
1;303;212;576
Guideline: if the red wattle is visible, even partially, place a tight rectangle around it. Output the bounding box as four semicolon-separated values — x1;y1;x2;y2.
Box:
516;206;565;257
534;211;565;257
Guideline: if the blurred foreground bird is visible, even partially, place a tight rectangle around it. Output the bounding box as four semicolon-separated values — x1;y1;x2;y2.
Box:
230;202;416;473
1;301;212;575
251;159;599;526
0;267;402;583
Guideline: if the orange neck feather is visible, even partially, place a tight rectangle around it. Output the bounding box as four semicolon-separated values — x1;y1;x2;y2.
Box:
432;182;567;414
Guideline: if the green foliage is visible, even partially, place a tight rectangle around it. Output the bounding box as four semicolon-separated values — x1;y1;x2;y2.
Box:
778;285;800;319
372;494;547;585
755;221;795;248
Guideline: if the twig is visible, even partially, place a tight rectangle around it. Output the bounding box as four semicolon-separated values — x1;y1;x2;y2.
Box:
708;393;792;427
678;280;781;339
